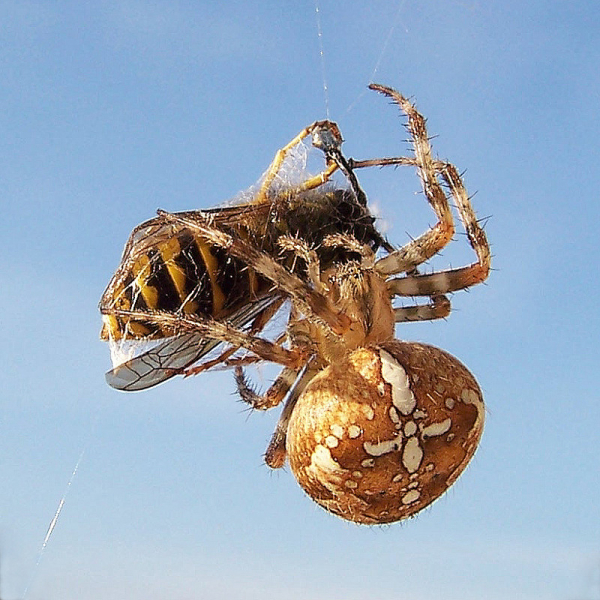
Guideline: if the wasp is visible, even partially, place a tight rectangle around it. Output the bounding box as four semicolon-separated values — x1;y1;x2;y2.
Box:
100;84;491;524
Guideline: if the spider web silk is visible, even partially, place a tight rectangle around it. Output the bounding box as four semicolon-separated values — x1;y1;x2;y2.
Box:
23;447;87;599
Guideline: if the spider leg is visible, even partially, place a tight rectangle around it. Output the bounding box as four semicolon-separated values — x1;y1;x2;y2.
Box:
221;355;266;368
182;345;240;376
322;233;376;268
344;83;490;298
360;84;456;277
182;296;287;377
110;308;306;370
386;161;491;297
264;360;321;469
277;236;325;293
393;294;451;323
234;366;300;411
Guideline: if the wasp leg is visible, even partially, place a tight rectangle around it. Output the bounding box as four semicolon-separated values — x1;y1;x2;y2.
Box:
254;120;342;205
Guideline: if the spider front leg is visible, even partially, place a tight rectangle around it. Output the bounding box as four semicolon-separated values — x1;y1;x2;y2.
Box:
182;296;287;377
277;236;325;294
110;308;306;371
231;237;325;411
365;83;457;277
354;84;491;301
386;160;491;297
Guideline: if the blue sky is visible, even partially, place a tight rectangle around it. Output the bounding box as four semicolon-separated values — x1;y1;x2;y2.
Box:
1;1;599;598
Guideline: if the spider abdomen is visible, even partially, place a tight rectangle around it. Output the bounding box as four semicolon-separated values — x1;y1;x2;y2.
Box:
286;340;484;524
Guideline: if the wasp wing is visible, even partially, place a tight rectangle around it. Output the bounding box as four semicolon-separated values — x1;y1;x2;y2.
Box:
105;295;277;391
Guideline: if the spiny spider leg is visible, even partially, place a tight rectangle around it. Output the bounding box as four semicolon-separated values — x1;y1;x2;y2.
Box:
220;330;289;371
235;366;300;411
323;234;451;323
386;160;491;297
182;345;240;377
393;295;451;323
322;233;376;267
344;83;491;301
110;308;306;370
277;236;325;294
264;360;321;469
183;296;287;377
436;162;491;286
368;83;456;277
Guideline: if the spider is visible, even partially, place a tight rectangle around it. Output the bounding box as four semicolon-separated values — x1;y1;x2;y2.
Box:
105;84;491;524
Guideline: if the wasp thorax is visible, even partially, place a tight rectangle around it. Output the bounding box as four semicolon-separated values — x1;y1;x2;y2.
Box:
286;340;485;525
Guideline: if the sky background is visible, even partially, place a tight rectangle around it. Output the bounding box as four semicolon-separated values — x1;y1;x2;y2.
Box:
1;1;599;599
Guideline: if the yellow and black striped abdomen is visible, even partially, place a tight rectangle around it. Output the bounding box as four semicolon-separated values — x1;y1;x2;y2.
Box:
101;229;263;341
100;189;389;345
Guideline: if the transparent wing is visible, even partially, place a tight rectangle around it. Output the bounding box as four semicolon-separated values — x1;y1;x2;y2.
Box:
105;296;277;392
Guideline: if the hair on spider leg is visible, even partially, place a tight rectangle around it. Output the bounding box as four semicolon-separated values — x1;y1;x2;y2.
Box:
476;213;493;230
